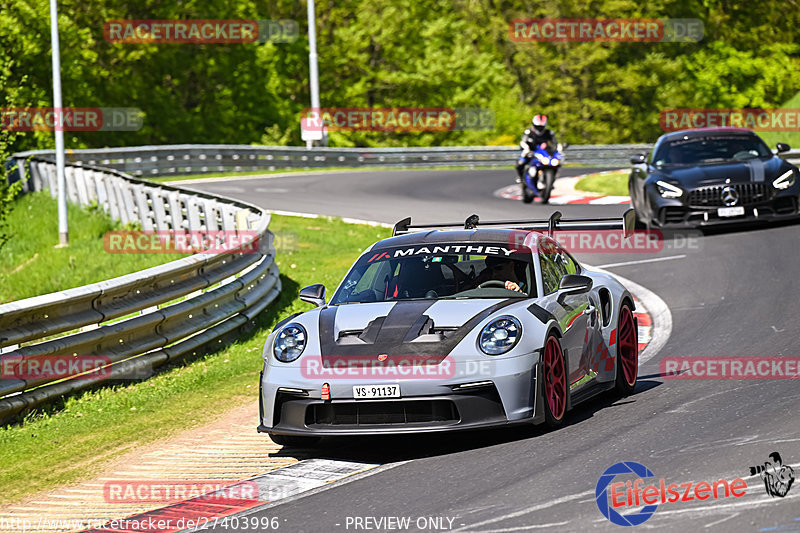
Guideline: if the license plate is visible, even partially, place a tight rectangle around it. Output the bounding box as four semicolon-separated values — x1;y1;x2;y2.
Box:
718;206;745;217
353;385;400;399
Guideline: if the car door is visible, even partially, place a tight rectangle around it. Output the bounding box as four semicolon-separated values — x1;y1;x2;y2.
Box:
536;239;593;387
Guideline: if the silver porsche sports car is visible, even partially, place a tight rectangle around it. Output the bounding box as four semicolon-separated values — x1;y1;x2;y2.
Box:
258;211;640;446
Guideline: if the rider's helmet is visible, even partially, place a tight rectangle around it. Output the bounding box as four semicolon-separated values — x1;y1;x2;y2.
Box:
531;114;547;135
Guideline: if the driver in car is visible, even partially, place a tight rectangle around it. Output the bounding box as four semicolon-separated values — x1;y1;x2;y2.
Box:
475;256;526;293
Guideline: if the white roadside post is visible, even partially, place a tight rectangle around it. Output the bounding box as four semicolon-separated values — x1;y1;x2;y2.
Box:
49;0;68;246
301;115;324;149
306;0;326;147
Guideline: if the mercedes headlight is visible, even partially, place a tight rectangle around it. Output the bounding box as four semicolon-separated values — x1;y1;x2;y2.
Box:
479;316;522;355
773;169;796;190
656;180;683;199
273;323;307;362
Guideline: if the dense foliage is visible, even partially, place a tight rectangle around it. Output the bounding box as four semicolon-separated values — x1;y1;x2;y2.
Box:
1;0;799;150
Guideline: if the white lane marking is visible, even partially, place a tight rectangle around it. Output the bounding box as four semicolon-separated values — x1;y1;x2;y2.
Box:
254;187;290;193
590;266;673;365
588;195;631;205
666;382;763;413
593;255;686;269
703;512;740;528
200;185;245;193
164;169;372;186
546;194;585;205
259;208;393;227
451;490;594;532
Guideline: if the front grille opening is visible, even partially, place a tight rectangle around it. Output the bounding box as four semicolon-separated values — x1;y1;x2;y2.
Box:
306;400;459;426
660;207;686;224
776;197;797;214
687;183;771;207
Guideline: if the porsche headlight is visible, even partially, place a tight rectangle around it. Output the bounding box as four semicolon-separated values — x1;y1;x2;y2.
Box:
773;169;796;190
479;316;522;355
656;180;683;199
273;323;307;362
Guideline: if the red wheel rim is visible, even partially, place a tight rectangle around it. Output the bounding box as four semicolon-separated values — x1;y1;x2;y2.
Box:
543;336;566;420
618;306;638;386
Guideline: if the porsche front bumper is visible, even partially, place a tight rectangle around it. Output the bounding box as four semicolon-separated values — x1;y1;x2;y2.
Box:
258;353;544;436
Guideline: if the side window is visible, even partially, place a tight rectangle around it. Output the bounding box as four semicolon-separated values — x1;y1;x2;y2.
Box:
539;251;561;295
352;260;392;295
539;239;578;294
556;246;580;275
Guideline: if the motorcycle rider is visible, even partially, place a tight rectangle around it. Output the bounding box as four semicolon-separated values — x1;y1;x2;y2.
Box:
516;114;558;184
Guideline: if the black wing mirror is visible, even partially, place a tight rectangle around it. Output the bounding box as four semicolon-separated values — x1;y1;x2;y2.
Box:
777;142;791;153
630;153;646;165
299;284;326;307
557;275;593;302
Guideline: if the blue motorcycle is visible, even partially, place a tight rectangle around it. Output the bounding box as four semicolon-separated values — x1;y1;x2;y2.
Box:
519;143;564;204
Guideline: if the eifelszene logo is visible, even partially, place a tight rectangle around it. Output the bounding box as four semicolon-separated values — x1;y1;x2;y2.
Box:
595;461;747;526
749;452;794;498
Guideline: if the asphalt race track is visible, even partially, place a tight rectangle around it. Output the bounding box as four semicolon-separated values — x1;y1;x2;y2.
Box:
184;168;800;532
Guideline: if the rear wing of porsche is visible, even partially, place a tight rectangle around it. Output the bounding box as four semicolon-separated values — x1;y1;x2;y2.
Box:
392;209;637;238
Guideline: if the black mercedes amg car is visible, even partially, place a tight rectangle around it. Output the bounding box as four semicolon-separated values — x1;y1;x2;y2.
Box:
628;127;799;227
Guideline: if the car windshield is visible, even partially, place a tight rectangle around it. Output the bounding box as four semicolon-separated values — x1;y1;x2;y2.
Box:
330;244;535;304
653;135;772;166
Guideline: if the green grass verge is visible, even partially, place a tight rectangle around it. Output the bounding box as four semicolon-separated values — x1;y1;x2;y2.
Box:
0;192;187;303
0;214;390;505
574;170;629;196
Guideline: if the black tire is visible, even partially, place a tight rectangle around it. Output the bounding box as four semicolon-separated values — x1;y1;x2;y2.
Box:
540;169;556;204
269;433;322;447
614;303;638;396
630;198;648;230
522;183;535;204
542;334;568;429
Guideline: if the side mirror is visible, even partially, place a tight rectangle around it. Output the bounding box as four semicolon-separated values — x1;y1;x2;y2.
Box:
622;208;636;239
630;154;646;165
299;284;326;307
777;142;791;153
557;275;593;302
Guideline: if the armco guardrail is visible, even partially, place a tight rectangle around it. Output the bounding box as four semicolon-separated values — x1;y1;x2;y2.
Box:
9;144;655;181
11;145;799;185
0;156;280;424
